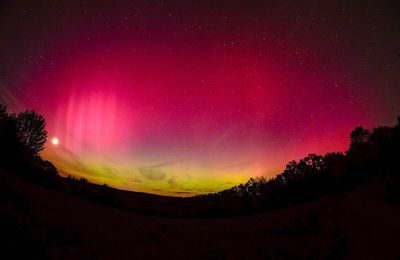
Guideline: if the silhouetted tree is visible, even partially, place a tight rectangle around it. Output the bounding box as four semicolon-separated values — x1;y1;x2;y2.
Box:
79;177;88;184
323;152;347;179
0;106;22;165
0;105;59;180
350;126;370;145
15;110;47;156
41;160;59;176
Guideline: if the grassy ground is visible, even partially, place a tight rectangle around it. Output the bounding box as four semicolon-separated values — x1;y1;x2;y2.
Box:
1;175;400;259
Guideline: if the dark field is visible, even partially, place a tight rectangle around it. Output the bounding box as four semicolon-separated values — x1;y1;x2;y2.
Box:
2;174;400;259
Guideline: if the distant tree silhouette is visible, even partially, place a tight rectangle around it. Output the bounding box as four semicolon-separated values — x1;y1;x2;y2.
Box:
79;177;88;184
350;126;370;144
15;110;47;156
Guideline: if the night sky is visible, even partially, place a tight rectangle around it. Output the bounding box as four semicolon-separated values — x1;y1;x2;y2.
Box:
0;0;399;196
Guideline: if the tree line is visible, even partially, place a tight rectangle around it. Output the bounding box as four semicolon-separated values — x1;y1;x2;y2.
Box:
1;102;400;216
197;117;400;215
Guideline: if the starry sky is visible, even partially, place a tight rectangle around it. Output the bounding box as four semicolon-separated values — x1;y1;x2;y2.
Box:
0;0;399;196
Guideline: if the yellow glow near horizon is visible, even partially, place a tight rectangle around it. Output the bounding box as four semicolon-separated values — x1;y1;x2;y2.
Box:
41;146;260;197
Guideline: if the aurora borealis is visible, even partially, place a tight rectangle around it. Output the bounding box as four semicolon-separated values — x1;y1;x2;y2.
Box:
0;1;399;196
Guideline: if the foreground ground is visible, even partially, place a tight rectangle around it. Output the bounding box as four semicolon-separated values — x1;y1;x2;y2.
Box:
1;175;400;259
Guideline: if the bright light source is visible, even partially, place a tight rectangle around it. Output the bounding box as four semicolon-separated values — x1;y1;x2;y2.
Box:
51;137;59;145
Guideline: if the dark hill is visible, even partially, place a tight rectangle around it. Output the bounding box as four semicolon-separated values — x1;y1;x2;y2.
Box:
1;172;400;259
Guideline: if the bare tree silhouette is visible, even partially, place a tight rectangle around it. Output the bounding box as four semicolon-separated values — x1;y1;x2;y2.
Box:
14;110;47;156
